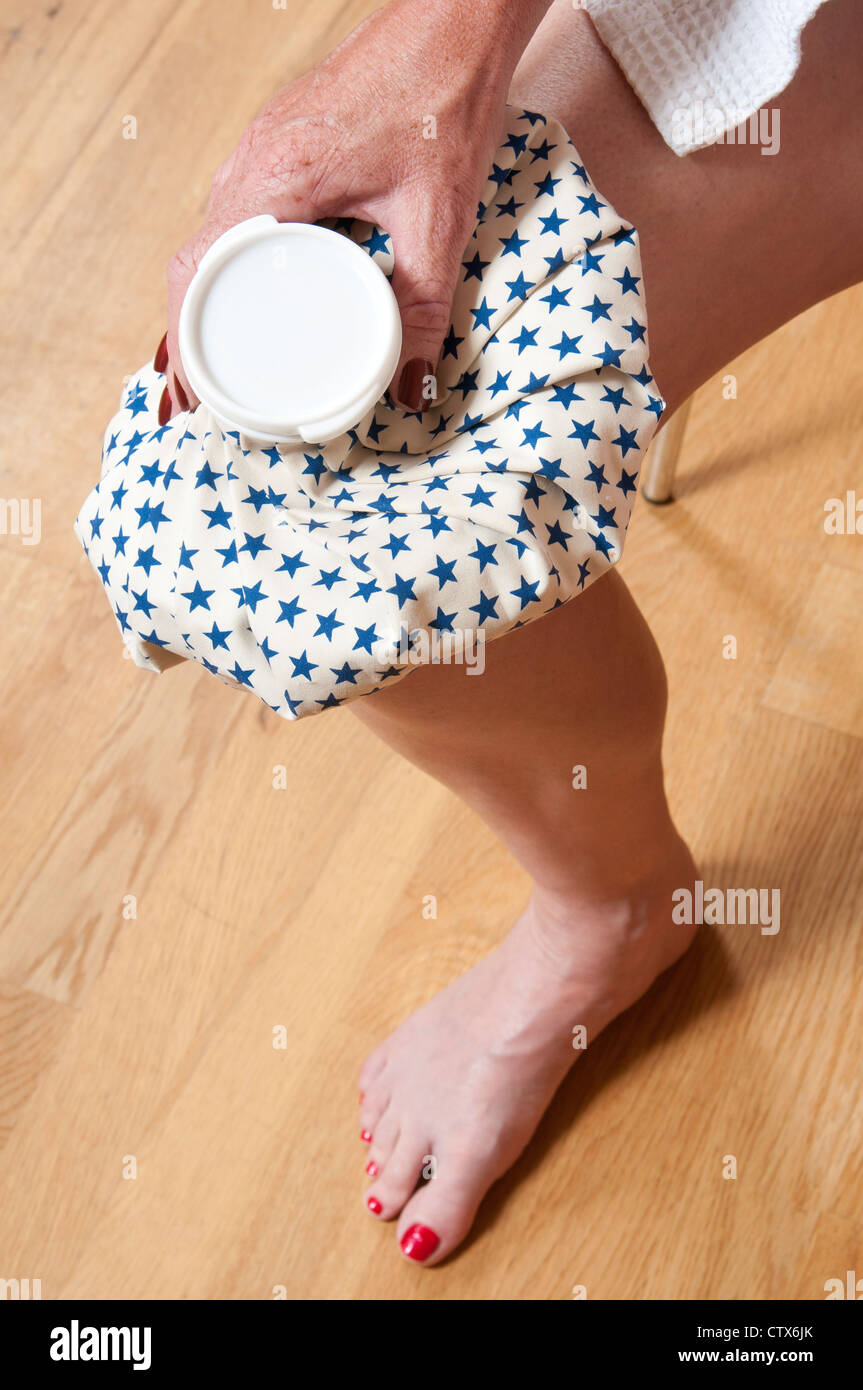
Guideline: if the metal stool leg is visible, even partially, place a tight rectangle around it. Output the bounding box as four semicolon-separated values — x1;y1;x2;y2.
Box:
641;396;693;504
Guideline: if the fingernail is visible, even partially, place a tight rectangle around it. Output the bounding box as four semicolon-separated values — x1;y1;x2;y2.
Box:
366;1161;378;1177
360;1129;372;1144
173;374;189;412
153;332;168;374
396;358;434;412
359;1092;364;1103
400;1224;440;1262
367;1195;383;1214
158;386;171;426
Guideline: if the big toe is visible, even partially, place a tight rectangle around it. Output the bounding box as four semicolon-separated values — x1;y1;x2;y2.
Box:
395;1151;492;1267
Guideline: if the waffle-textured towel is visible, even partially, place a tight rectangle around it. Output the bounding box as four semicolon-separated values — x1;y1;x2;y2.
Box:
585;0;825;154
75;105;664;721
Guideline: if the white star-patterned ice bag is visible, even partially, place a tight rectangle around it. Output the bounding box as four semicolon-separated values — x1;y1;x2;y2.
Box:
75;105;665;720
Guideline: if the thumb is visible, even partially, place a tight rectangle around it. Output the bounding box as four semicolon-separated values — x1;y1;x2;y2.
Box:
385;196;474;413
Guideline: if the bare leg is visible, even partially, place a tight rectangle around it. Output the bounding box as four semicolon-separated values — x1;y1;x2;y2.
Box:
355;573;697;1263
511;0;863;417
353;0;863;1265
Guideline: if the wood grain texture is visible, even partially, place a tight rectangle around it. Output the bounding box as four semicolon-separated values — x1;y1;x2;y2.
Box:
0;0;861;1300
763;564;863;739
0;983;72;1152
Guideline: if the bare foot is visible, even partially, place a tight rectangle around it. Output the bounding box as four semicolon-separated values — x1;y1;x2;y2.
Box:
358;835;698;1265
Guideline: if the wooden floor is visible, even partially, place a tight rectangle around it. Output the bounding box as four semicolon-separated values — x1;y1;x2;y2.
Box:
1;0;861;1301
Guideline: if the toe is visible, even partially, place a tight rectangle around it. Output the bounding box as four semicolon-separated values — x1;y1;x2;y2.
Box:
395;1150;492;1266
363;1104;399;1171
365;1134;428;1220
358;1048;387;1097
359;1087;389;1139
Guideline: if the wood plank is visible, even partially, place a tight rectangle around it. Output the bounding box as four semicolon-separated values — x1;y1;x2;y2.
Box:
763;563;863;739
0;982;72;1152
1;0;861;1302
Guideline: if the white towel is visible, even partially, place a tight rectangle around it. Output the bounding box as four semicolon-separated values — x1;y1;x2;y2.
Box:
585;0;826;153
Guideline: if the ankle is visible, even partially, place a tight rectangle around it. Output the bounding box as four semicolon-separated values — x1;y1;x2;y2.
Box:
534;815;694;908
526;829;697;958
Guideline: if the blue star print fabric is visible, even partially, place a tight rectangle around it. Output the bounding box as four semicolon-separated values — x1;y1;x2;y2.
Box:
75;106;664;720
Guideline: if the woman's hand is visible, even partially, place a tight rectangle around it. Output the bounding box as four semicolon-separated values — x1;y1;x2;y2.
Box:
161;0;553;419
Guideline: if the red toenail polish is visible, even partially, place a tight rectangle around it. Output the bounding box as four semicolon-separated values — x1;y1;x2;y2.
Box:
400;1224;440;1262
367;1196;382;1214
366;1161;378;1177
360;1129;372;1143
153;332;168;374
173;374;189;412
158;386;171;426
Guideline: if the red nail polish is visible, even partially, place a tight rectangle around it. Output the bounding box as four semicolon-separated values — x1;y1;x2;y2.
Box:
367;1195;382;1214
158;386;171;426
173;374;189;412
360;1129;372;1143
396;358;434;413
366;1161;378;1177
153;332;168;374
400;1224;440;1262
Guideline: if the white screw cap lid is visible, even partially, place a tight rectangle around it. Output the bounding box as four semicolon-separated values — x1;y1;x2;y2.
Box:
178;215;402;446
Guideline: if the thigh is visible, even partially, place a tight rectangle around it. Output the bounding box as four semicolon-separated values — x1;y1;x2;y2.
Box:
511;0;863;415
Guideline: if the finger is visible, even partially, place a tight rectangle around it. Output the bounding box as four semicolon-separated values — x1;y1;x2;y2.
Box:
384;190;476;413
